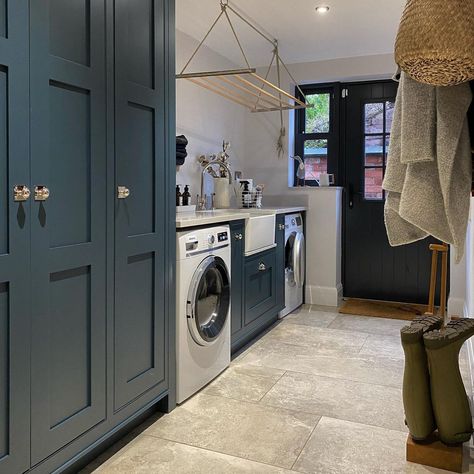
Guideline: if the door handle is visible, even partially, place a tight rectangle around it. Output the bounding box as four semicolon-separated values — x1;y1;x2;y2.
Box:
34;185;50;201
13;185;31;202
117;186;131;199
258;262;266;272
348;183;354;209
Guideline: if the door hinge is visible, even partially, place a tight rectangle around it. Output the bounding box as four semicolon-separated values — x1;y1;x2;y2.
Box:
341;88;349;98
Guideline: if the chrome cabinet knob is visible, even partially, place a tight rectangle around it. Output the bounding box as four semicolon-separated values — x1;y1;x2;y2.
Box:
278;224;286;231
234;233;243;240
13;185;31;202
117;186;131;199
34;185;50;201
258;262;266;272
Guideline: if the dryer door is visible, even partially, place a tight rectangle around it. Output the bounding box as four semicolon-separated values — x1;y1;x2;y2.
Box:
187;256;230;346
285;232;297;286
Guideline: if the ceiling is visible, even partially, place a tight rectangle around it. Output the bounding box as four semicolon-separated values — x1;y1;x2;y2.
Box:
176;0;406;68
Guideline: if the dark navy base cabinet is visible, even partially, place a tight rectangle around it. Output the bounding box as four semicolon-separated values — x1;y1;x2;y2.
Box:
0;1;175;473
231;216;286;353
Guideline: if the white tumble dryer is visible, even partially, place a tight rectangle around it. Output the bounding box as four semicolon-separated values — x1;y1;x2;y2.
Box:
176;225;231;404
280;213;305;318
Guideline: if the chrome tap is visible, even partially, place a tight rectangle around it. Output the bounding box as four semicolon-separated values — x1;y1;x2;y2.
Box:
198;159;233;211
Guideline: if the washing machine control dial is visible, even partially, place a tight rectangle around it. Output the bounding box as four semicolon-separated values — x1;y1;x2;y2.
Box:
208;234;215;245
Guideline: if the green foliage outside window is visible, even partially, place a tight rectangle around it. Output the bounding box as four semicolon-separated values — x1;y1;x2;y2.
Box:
305;93;330;133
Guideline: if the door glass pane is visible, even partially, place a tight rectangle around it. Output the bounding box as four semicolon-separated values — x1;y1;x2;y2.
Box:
386;101;395;132
304;139;327;181
194;260;229;342
196;267;223;328
305;93;330;133
365;135;384;166
364;168;384;200
364;102;384;133
385;135;390;162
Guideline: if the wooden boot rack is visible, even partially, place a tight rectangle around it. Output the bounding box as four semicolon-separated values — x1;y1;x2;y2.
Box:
425;243;449;324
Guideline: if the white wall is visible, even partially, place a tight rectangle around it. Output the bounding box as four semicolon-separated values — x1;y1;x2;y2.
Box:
175;30;247;203
242;54;396;306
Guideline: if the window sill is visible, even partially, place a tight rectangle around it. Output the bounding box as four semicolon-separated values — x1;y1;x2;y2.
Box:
288;185;344;191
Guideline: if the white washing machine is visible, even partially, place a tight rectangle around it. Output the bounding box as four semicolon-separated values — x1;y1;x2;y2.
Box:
279;213;305;318
176;225;231;404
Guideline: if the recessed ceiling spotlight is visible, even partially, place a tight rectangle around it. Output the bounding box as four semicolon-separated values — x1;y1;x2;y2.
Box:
315;5;330;14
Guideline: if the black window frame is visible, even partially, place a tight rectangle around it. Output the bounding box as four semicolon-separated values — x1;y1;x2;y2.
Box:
294;83;340;187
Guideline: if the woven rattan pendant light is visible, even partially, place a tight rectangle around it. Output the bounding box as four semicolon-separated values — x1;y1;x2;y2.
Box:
395;0;474;86
176;0;312;114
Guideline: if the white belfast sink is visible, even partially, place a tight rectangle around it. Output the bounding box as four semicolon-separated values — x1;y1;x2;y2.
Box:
242;212;276;256
194;209;276;255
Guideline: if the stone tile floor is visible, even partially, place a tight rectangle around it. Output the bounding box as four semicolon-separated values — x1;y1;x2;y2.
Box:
82;305;474;473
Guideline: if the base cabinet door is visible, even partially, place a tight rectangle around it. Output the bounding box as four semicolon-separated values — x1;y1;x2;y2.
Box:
0;1;30;473
29;0;107;464
113;0;167;410
275;215;286;311
230;220;245;336
244;249;277;325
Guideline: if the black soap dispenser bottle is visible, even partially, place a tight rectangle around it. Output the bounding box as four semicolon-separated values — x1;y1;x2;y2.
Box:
176;185;183;206
183;185;191;206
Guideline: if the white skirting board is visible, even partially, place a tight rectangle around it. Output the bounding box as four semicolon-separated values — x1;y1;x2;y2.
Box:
305;283;343;307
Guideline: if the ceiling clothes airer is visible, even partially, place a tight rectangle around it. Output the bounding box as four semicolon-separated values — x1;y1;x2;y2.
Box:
177;0;312;157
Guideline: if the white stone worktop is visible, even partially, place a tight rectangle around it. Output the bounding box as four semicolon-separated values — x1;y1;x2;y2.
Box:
175;207;307;229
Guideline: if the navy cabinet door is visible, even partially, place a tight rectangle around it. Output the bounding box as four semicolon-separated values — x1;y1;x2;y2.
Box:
244;249;277;325
114;0;167;410
275;215;285;311
0;2;30;473
29;1;107;464
230;220;245;336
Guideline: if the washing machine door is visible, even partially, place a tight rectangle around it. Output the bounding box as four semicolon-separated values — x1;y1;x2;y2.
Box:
187;255;230;346
285;231;305;288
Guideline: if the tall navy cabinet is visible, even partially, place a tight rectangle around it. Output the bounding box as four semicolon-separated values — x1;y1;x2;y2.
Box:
0;1;175;473
114;0;168;410
0;2;30;473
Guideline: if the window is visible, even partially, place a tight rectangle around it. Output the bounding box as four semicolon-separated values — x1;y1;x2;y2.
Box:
363;101;394;200
294;84;339;186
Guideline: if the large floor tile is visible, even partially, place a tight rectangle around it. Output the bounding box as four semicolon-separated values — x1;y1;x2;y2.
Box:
203;364;285;402
145;393;319;469
329;314;408;336
239;341;404;387
259;324;368;355
282;308;338;328
359;333;405;359
293;417;438;474
260;371;405;431
93;435;292;473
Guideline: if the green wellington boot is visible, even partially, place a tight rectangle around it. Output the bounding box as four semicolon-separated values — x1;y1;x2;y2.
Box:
424;318;474;445
400;315;443;441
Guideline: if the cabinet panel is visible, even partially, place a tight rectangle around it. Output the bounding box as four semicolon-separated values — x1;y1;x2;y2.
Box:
127;0;154;88
0;282;8;459
244;249;277;325
116;252;158;393
123;103;155;236
49;266;92;428
50;0;91;66
114;0;167;410
0;67;7;255
0;0;5;38
30;0;107;464
0;2;30;473
49;81;91;247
